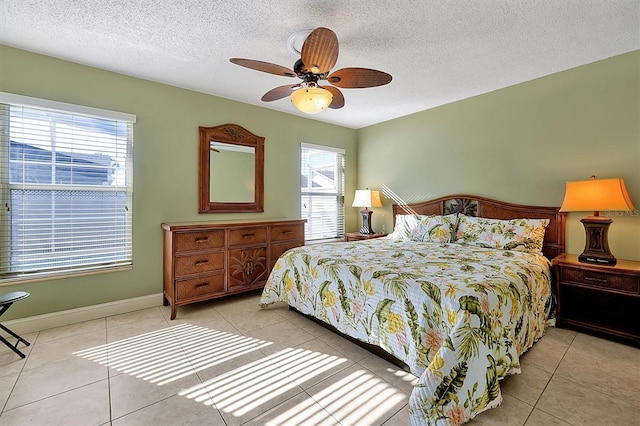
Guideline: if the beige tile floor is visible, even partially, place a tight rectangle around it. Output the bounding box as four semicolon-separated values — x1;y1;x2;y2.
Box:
1;291;638;426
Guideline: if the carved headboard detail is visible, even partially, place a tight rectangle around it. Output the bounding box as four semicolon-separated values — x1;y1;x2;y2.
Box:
444;198;478;216
392;194;566;261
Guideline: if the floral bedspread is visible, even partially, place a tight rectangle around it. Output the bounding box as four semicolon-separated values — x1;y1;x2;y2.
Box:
259;238;553;425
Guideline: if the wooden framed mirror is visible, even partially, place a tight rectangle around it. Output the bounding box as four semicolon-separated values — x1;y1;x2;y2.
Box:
198;124;264;213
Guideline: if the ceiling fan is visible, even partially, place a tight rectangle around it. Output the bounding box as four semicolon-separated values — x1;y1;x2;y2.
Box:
230;27;392;114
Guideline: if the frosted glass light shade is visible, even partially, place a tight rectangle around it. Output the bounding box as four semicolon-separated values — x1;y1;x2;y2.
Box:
290;87;333;114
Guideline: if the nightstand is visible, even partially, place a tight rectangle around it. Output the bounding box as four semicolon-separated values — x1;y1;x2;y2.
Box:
344;232;387;242
552;253;640;345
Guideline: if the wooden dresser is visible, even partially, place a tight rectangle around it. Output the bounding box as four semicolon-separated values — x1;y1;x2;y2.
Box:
162;219;305;319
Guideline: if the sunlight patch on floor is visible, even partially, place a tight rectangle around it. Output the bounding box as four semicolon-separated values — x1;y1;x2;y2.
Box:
71;323;405;422
263;395;336;425
309;368;406;424
73;323;272;385
262;368;407;425
179;347;347;417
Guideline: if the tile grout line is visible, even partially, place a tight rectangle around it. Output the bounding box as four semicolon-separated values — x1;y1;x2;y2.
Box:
105;317;114;424
161;308;232;425
106;308;197;423
3;378;108;413
522;330;578;426
6;321;109;414
0;330;39;416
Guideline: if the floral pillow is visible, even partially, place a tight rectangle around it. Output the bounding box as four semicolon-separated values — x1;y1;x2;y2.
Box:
455;215;549;252
388;214;429;240
410;214;458;243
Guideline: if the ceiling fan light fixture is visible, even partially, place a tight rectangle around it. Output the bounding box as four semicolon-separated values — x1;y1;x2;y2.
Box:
290;86;333;114
230;27;391;113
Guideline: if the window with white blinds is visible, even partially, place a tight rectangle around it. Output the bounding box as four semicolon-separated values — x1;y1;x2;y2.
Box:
301;143;345;240
0;92;135;282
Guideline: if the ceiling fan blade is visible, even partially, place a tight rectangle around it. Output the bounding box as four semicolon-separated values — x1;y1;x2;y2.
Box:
327;68;392;88
323;86;345;109
230;58;296;77
301;27;339;74
261;85;299;102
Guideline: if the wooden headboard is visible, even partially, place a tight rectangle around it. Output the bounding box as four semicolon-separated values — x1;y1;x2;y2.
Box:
392;195;566;260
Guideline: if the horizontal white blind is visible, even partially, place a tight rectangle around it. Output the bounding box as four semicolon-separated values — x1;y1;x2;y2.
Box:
301;143;345;240
0;99;134;280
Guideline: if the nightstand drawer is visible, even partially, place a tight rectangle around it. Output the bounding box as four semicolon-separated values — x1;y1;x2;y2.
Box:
560;268;639;293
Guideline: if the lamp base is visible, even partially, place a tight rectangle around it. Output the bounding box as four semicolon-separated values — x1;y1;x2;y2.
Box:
578;216;617;266
359;209;375;234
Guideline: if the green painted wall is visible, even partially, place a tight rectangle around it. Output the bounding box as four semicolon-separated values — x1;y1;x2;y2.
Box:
0;45;358;320
2;45;639;321
357;51;640;261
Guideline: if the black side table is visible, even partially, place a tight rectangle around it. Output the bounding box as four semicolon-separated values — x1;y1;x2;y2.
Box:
0;291;31;358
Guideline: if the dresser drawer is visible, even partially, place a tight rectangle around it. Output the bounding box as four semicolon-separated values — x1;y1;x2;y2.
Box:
270;224;304;242
176;274;225;300
175;230;225;252
228;226;267;247
560;267;640;293
175;252;225;277
270;241;301;263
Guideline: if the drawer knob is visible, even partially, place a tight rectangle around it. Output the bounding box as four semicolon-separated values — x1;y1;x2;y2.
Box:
584;276;607;284
195;282;209;289
243;233;255;239
283;230;293;235
195;237;209;243
194;260;209;266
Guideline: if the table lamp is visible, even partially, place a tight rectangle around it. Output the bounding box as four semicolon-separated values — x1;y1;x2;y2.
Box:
352;189;382;234
560;176;635;265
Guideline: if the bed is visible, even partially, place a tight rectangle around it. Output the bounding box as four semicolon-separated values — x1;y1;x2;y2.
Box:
260;195;565;425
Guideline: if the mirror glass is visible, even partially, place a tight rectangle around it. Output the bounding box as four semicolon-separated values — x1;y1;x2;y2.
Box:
199;124;264;213
209;142;255;202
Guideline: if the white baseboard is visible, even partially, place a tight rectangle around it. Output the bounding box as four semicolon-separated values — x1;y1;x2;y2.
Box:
2;293;164;336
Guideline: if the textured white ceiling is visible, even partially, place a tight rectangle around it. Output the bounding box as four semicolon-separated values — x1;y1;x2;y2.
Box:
1;1;638;129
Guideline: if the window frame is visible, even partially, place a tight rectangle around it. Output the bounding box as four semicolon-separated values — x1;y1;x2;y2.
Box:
0;92;136;284
300;142;345;241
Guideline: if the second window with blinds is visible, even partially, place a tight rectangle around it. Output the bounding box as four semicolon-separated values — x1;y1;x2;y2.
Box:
300;143;345;241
